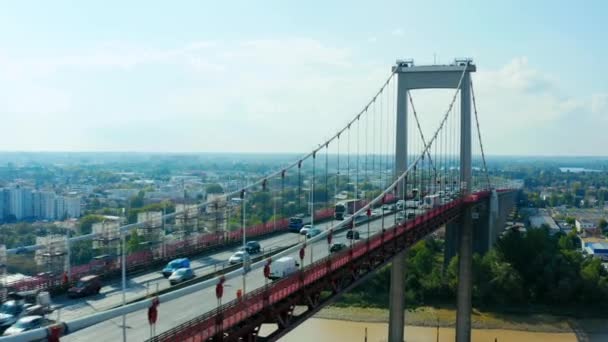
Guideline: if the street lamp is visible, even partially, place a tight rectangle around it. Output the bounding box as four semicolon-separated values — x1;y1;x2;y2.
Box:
121;231;127;342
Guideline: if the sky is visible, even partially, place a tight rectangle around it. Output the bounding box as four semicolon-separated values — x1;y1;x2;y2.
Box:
0;0;606;156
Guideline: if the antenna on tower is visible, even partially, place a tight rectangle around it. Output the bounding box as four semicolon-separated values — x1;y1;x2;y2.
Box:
434;53;437;65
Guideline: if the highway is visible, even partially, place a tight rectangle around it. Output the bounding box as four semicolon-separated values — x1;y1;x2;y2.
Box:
50;216;348;323
61;212;403;341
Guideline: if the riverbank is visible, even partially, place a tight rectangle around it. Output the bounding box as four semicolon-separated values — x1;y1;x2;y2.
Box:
314;306;608;335
281;318;580;342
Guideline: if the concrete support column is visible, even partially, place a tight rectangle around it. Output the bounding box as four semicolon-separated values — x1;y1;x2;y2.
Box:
456;207;473;342
389;70;408;342
456;70;472;342
388;249;407;342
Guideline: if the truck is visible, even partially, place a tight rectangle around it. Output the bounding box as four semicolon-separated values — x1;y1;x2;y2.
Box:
269;256;300;280
422;194;441;209
0;291;53;333
334;199;365;220
288;214;311;233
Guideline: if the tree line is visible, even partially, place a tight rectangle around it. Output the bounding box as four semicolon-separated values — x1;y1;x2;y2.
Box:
337;227;608;312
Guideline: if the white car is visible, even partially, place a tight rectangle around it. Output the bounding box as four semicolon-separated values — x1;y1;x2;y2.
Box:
228;251;250;265
299;224;312;235
3;315;45;336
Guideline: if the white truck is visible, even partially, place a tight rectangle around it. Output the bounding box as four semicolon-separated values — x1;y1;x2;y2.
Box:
422;194;441;209
269;256;300;280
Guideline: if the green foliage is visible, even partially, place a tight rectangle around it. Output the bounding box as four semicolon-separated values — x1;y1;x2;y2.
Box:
129;190;145;209
599;218;608;231
126;201;175;224
127;230;144;253
205;183;224;194
79;215;105;235
336;227;608;311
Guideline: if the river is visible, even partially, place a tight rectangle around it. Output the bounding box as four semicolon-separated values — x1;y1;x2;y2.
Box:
275;318;595;342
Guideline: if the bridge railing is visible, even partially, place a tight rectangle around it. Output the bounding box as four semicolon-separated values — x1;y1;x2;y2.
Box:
148;198;466;342
3;208;336;296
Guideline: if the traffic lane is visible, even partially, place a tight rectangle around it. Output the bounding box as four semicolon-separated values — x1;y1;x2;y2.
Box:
62;218;393;341
54;228;312;322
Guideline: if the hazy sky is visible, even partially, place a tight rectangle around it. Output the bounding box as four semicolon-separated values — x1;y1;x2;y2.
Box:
0;1;606;155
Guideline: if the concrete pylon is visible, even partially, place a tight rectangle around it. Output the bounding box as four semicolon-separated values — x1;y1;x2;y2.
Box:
388;249;407;342
456;67;473;342
388;61;409;342
390;59;476;342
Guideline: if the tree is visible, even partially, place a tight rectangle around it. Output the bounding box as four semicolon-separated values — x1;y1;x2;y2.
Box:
129;191;145;209
205;183;224;194
598;218;608;231
127;230;144;253
79;215;105;235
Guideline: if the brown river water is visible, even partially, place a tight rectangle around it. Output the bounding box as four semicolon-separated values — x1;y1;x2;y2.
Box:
273;318;608;341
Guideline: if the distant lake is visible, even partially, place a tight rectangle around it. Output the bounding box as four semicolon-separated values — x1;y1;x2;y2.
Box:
559;167;601;173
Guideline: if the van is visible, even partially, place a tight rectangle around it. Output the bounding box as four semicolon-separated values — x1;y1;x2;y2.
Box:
162;258;190;278
269;256;300;280
67;275;102;298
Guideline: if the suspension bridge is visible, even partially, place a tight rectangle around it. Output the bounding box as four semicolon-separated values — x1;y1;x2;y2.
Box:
1;59;520;342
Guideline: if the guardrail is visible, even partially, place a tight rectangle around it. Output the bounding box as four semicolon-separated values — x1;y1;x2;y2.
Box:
0;189;514;342
148;199;465;341
2;208;336;297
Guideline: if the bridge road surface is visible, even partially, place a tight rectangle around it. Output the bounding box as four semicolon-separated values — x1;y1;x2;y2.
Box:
51;218;344;323
61;212;409;342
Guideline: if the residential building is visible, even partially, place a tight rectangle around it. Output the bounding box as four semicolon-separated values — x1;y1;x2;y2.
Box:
575;219;597;234
583;241;608;261
9;187;25;220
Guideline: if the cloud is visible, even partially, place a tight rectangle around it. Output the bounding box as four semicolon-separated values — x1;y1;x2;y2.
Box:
1;45;606;156
471;57;608;155
0;38;387;153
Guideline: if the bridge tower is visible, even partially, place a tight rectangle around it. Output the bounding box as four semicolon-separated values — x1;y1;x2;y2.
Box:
391;59;476;342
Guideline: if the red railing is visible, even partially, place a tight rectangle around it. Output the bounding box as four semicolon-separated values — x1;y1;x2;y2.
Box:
4;209;337;294
151;196;477;342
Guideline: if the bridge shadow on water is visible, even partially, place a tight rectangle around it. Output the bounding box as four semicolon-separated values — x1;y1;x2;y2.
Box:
567;320;608;342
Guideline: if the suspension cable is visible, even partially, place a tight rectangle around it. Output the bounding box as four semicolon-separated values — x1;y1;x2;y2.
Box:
470;79;492;190
408;93;437;177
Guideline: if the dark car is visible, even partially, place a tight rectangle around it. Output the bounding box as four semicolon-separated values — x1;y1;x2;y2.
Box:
346;230;360;240
244;241;261;254
68;275;102;298
330;243;347;253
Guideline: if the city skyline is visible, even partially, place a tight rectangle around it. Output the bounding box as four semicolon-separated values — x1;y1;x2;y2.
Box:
1;1;606;156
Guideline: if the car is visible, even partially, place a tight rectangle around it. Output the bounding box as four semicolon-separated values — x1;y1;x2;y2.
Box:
299;224;312;235
162;258;191;278
371;209;382;217
346;230;360;240
168;268;195;285
396;200;406;210
354;213;368;223
2;315;46;336
306;228;322;238
244;241;261;254
396;211;405;221
330;243;347;253
67;275;101;298
228;251;250;265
